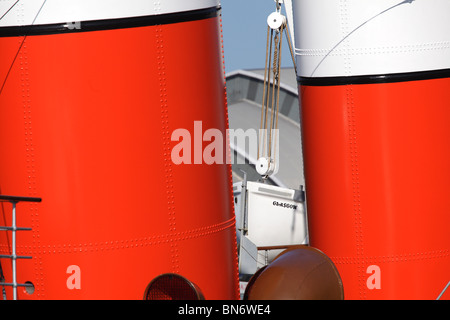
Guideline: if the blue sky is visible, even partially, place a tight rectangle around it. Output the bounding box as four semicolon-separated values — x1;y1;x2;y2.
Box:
221;0;294;74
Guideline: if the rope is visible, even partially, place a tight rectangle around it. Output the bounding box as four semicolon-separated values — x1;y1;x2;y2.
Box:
259;26;271;160
284;22;298;76
273;23;284;167
258;1;288;177
268;30;279;161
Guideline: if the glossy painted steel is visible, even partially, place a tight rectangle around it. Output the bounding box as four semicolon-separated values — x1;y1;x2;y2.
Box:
244;246;344;300
0;14;239;299
292;0;450;78
299;78;450;299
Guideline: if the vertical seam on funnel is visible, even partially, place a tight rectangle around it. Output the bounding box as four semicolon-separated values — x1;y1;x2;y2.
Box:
20;36;43;298
219;11;240;299
155;16;179;274
340;0;365;300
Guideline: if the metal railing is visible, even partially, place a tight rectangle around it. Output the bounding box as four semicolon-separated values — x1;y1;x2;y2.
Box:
0;195;41;300
437;280;450;300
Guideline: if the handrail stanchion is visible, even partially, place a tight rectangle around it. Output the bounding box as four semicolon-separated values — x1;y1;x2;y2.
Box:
0;195;41;300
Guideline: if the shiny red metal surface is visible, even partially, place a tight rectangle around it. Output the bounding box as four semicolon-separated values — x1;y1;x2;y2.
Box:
300;78;450;299
0;15;239;299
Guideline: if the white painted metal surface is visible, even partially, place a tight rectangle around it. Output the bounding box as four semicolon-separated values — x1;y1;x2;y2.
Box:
0;0;220;27
292;0;450;78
